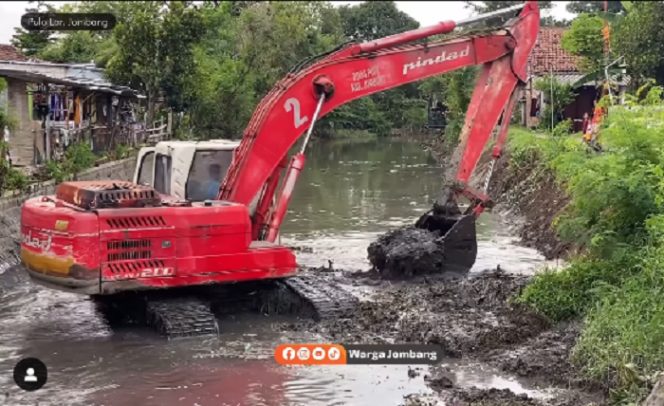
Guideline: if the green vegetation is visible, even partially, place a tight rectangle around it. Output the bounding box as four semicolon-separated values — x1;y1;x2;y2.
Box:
0;78;29;194
10;1;443;141
533;76;576;131
44;142;98;183
508;88;664;402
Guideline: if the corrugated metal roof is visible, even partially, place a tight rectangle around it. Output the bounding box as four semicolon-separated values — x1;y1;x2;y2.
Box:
0;69;144;98
530;72;631;87
0;66;144;98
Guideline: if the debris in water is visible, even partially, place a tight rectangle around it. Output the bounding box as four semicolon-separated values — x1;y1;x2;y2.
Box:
424;370;454;391
408;366;420;378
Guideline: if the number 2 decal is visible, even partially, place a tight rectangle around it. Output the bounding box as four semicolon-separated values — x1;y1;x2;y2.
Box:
284;98;309;129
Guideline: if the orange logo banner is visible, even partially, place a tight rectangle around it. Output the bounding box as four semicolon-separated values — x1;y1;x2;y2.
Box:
274;344;347;365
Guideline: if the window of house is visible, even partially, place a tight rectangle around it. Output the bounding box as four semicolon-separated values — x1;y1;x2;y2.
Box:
153;153;172;195
137;151;155;186
185;149;234;201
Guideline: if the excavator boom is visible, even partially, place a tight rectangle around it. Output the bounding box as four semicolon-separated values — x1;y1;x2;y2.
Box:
18;1;542;337
219;1;540;251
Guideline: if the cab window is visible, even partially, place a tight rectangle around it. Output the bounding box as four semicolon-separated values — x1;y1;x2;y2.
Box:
153;153;172;195
186;149;234;201
137;151;155;186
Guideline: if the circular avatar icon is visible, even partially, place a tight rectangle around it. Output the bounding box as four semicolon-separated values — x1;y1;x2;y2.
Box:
13;358;48;391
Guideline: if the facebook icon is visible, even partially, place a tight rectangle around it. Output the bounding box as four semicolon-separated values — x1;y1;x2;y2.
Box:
282;347;295;360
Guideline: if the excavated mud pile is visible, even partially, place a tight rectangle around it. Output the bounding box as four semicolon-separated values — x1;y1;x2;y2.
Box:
478;321;598;390
402;386;602;406
284;270;550;356
367;226;450;279
283;269;604;404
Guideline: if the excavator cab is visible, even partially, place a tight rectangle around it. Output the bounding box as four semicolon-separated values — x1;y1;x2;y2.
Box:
134;140;239;201
133;140;279;242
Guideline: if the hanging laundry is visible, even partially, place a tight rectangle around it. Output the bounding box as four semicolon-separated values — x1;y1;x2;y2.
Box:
49;94;55;121
530;97;539;117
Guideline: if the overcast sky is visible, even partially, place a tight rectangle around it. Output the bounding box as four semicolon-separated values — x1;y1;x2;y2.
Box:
0;1;576;45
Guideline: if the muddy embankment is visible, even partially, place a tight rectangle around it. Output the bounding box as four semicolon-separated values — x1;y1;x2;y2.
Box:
283;143;605;405
484;148;572;261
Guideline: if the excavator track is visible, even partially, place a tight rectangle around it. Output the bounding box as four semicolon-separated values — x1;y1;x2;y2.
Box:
145;296;219;338
263;274;359;321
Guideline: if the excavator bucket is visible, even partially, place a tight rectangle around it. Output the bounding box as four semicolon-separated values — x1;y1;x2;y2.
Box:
415;211;478;274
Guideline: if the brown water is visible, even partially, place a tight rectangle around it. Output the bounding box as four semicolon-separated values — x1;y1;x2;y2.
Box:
0;138;557;406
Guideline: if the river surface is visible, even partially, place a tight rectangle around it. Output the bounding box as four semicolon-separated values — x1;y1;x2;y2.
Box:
0;139;556;406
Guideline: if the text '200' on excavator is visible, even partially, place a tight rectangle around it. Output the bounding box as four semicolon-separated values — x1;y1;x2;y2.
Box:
19;2;541;336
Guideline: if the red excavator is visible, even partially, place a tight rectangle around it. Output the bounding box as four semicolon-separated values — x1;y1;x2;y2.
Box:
19;2;540;336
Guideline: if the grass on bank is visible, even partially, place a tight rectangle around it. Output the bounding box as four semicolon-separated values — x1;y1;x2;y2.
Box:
507;88;664;403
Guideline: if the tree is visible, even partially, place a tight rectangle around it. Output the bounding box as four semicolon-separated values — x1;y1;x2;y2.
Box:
419;67;479;148
612;1;664;85
105;2;205;123
337;1;419;42
464;1;553;27
330;1;426;136
187;1;257;139
541;16;572;27
10;1;56;57
39;31;113;63
560;14;606;74
566;1;626;15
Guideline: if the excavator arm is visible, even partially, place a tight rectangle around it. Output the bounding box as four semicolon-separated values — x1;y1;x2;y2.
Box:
218;1;540;251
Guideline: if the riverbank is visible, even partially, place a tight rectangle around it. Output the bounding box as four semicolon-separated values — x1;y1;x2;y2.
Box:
399;105;664;404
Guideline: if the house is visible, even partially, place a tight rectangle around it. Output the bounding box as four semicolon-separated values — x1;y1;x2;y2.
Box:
0;44;154;168
518;27;628;132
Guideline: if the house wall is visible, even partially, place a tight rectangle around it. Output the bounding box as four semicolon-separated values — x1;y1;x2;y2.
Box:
520;79;605;132
563;86;596;132
3;77;42;166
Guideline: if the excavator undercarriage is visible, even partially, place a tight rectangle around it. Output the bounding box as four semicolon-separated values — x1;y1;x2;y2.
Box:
19;2;540;337
94;274;359;337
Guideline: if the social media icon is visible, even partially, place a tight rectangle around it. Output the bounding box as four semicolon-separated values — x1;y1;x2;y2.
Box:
328;347;341;361
312;347;326;361
297;347;310;361
13;358;48;391
282;347;296;360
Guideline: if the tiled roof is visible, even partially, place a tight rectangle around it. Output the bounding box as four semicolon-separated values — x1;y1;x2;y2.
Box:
0;44;29;62
528;27;580;77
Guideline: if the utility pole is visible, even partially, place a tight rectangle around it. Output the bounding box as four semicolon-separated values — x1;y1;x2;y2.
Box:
603;0;611;99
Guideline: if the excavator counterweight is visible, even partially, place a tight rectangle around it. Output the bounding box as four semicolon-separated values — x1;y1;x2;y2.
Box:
19;2;541;336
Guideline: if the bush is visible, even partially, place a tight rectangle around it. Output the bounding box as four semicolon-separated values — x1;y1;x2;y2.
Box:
513;87;664;401
46;142;97;183
572;246;664;396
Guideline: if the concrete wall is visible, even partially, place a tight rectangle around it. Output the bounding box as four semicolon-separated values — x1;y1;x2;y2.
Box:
0;157;137;272
4;77;41;166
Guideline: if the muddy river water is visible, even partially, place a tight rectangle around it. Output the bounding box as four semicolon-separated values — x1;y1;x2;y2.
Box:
0;139;557;406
